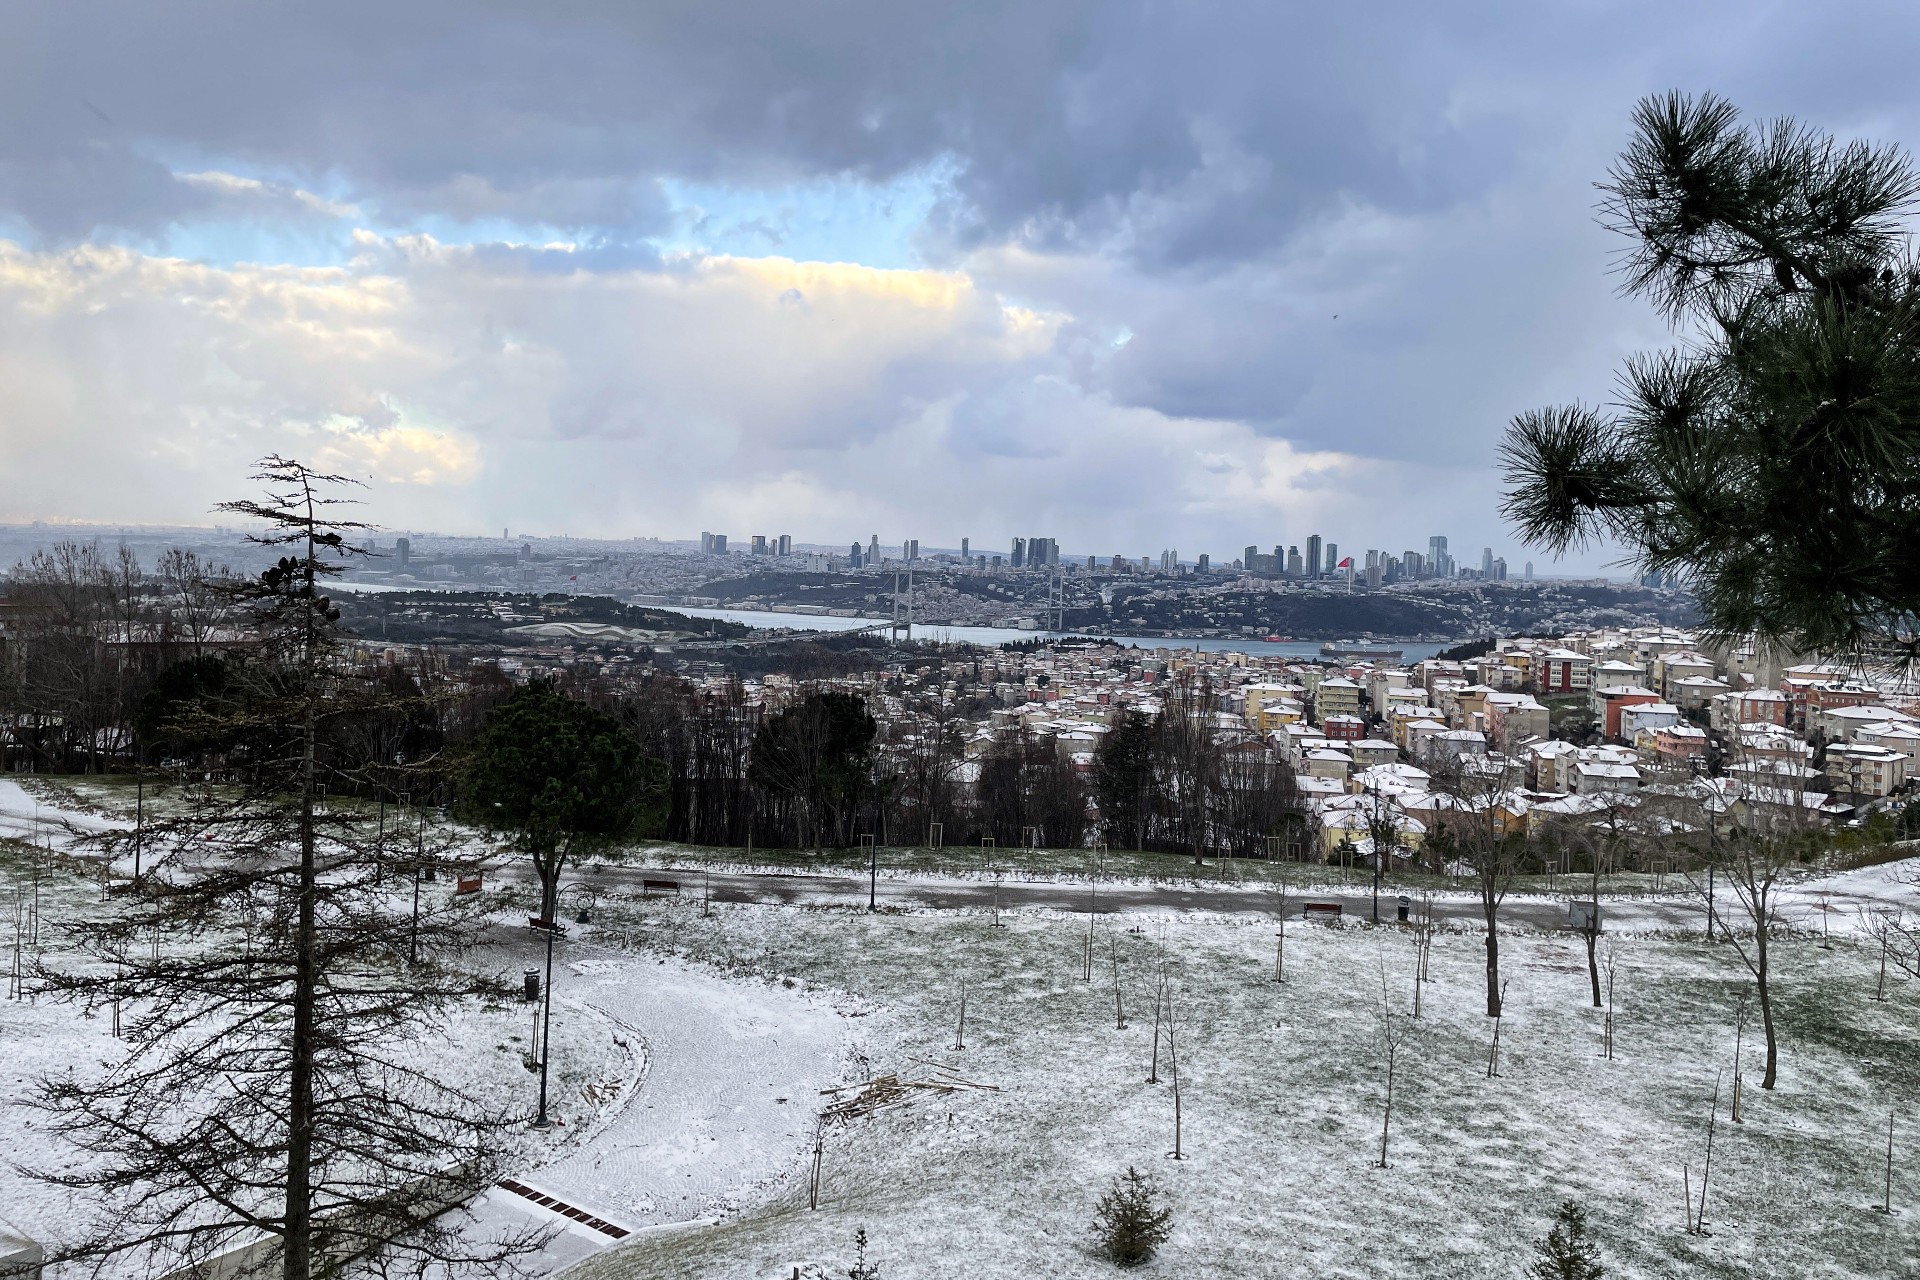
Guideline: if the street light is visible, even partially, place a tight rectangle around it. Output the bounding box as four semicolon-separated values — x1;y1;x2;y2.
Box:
532;918;557;1130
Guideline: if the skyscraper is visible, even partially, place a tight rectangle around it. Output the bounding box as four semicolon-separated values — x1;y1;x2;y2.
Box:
1324;541;1337;576
1197;553;1210;573
751;535;768;555
960;536;970;560
777;534;792;556
906;538;919;561
1524;561;1534;581
1286;546;1303;576
868;534;880;565
1306;534;1323;579
1481;546;1494;578
1010;537;1027;568
849;542;863;568
1428;535;1450;578
395;536;410;569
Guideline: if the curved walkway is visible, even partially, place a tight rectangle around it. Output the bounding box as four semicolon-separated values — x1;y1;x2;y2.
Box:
526;943;846;1231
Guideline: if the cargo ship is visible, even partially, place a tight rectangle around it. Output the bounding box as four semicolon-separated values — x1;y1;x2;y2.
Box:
1320;640;1404;661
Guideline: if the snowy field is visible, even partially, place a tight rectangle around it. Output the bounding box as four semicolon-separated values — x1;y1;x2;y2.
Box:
4;776;1920;1278
567;896;1920;1280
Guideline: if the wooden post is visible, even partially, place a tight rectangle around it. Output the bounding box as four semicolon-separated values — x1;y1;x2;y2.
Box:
954;983;967;1052
810;1130;823;1210
1485;981;1509;1078
1147;973;1164;1084
1880;1108;1897;1213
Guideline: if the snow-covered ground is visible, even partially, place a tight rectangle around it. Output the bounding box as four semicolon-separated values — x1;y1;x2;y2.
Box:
560;895;1920;1280
7;776;1920;1277
0;828;852;1278
509;940;850;1232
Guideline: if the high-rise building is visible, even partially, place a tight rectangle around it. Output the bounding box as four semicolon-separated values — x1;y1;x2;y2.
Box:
868;534;881;565
1088;555;1098;570
960;537;970;560
1524;561;1534;581
906;538;919;561
1286;547;1303;576
751;535;768;555
1244;544;1259;569
777;534;792;556
849;542;863;568
712;534;728;555
1492;557;1508;581
1428;535;1450;578
1324;542;1338;576
395;536;410;569
1403;550;1421;579
1481;546;1494;578
1306;534;1323;579
1197;553;1210;573
1010;537;1027;569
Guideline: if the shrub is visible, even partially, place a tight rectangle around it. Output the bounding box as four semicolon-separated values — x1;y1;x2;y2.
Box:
1092;1166;1173;1266
1528;1199;1605;1280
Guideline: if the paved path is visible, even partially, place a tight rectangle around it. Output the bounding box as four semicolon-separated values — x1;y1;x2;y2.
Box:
523;943;844;1231
558;861;1721;933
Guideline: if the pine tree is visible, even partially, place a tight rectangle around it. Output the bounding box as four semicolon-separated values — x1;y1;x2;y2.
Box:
1528;1199;1606;1280
1501;92;1920;662
1091;1166;1174;1266
32;458;537;1280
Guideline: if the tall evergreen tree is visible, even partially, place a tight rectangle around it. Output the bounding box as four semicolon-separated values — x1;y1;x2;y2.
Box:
1501;92;1920;661
35;458;535;1280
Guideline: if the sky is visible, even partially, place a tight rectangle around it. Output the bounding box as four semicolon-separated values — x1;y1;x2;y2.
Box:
2;2;1918;572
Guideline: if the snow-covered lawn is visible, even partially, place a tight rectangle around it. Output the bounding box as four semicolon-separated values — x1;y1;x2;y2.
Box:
563;895;1920;1280
7;776;1920;1277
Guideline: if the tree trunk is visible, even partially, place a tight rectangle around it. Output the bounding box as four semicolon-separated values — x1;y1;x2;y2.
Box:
1585;924;1601;1008
1484;905;1502;1017
285;578;319;1280
1757;930;1778;1089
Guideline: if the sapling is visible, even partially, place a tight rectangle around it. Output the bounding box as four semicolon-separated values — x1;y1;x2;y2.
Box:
1527;1198;1606;1280
1090;1166;1173;1266
1375;956;1414;1169
953;982;966;1052
1167;985;1183;1160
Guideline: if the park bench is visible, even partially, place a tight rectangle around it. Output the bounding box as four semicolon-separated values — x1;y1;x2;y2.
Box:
1302;901;1343;921
641;878;680;897
526;916;568;936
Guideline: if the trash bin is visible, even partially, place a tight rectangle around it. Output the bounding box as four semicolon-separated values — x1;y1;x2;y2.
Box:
575;906;592;925
523;969;541;1003
1396;895;1411;924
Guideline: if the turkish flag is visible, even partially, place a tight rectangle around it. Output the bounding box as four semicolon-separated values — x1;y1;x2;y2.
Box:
1337;557;1353;568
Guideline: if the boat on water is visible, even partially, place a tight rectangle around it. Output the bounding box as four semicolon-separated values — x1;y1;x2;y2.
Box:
1320;640;1404;661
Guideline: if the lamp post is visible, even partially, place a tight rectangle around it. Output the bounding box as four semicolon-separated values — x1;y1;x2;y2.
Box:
532;918;557;1129
132;734;144;888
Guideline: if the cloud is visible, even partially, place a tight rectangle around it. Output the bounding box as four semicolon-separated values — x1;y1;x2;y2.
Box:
0;236;1478;557
6;1;1920;568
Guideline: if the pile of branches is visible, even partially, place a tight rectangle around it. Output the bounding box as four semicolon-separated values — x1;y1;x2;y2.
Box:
819;1063;997;1124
